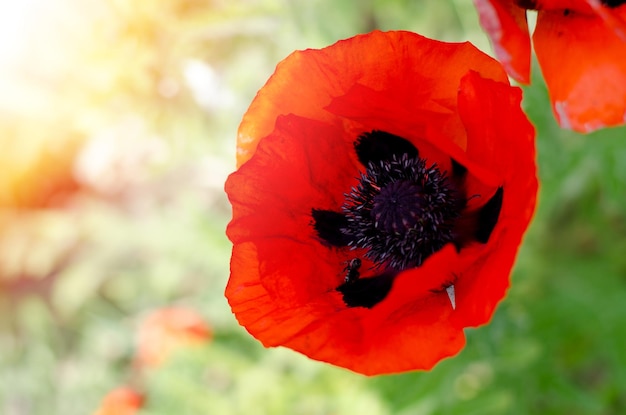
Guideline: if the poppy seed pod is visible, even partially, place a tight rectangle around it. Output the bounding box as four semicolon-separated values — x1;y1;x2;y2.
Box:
225;31;538;375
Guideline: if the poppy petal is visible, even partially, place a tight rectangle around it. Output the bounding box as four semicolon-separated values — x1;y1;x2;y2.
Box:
237;30;508;167
227;115;358;305
587;0;626;37
229;240;467;375
473;0;532;83
455;71;537;326
533;7;626;132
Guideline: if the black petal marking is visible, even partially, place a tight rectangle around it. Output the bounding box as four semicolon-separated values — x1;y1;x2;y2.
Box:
311;209;350;247
514;0;538;9
354;130;418;167
337;271;396;308
600;0;626;8
475;187;504;243
450;158;467;180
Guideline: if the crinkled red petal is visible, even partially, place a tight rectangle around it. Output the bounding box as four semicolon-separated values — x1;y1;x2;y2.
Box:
236;30;508;167
533;8;626;132
228;238;467;374
455;71;537;327
473;0;532;83
586;0;626;38
227;116;358;306
325;83;503;205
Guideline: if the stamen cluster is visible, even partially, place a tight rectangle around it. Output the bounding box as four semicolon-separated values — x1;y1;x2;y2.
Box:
341;154;462;270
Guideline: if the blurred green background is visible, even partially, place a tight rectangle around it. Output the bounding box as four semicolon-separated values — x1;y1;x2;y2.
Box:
1;0;625;414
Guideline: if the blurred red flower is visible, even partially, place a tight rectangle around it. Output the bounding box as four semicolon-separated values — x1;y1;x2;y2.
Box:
225;31;537;375
92;387;144;415
135;307;212;369
474;0;626;132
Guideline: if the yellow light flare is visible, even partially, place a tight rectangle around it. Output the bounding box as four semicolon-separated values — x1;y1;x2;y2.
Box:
0;0;85;208
0;0;159;208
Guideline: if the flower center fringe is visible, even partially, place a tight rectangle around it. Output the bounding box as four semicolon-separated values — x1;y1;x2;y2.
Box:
311;130;503;308
342;155;462;271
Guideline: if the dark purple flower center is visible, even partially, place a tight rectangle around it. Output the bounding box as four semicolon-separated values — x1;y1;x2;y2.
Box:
311;130;503;308
372;180;424;232
341;155;462;271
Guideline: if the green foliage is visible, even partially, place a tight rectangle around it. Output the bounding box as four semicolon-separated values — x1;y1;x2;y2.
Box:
1;1;625;414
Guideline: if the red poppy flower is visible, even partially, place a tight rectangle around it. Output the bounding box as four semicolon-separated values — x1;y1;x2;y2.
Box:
92;387;144;415
135;307;212;369
225;30;537;375
474;0;626;132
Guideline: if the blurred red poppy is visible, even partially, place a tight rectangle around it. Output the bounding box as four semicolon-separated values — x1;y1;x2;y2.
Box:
135;307;212;369
92;387;144;415
474;0;626;132
225;31;537;375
